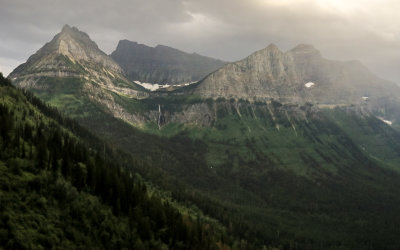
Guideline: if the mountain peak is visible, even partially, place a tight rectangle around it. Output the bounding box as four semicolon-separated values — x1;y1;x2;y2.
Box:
266;43;280;51
10;25;125;78
9;25;145;103
58;25;89;40
289;44;321;56
57;25;94;45
111;39;226;84
61;24;73;32
190;42;398;104
115;40;152;53
248;43;283;59
117;39;138;46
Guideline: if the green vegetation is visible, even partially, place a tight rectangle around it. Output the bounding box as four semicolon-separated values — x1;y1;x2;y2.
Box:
77;95;400;249
324;107;400;172
7;71;400;249
27;76;103;118
0;73;234;249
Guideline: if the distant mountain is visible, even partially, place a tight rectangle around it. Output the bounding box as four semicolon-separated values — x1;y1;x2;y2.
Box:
111;40;226;84
190;44;400;106
9;25;147;118
10;25;142;91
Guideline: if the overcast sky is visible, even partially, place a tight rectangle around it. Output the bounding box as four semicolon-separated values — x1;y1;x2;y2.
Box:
1;0;400;82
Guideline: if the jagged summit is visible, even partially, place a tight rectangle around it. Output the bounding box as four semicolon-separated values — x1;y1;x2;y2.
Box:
61;24;75;32
265;43;280;50
60;24;79;34
57;24;100;51
9;25;145;97
10;25;123;78
111;39;226;84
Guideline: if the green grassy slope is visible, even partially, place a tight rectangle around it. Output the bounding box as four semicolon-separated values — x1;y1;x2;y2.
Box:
324;107;400;171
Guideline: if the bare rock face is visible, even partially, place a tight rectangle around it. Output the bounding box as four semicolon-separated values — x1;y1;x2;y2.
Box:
55;25;123;73
9;25;145;97
190;44;400;107
111;40;226;84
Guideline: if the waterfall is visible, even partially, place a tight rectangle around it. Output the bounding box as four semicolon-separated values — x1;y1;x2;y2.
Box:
158;104;161;129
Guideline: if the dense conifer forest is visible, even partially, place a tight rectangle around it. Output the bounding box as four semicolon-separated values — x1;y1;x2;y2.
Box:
0;73;234;249
3;71;400;249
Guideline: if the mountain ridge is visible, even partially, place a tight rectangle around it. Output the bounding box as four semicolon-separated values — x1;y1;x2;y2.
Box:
8;25;151;122
7;25;400;248
111;39;226;84
190;43;400;106
9;25;145;95
11;25;123;77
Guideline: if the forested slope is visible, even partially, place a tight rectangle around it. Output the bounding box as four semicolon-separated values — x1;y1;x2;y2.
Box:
0;73;232;250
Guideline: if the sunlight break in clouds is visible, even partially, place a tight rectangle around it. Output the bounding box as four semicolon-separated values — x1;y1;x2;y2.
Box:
258;0;365;12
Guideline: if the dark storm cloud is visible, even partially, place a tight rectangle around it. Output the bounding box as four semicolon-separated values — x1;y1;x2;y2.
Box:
1;0;400;82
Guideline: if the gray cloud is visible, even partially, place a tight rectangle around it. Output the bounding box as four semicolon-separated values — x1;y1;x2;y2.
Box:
1;0;400;82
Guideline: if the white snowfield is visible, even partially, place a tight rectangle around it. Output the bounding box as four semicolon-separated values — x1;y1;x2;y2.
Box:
134;80;197;91
305;82;315;88
134;81;161;91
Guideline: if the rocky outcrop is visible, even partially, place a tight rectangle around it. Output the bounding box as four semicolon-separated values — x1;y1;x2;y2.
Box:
11;25;121;76
9;26;400;128
111;40;226;84
9;25;145;97
112;99;320;130
190;44;400;107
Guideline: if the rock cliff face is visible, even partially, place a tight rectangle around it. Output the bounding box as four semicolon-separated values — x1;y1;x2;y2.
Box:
9;25;145;97
190;44;400;106
111;40;226;84
9;26;400;128
8;25;150;124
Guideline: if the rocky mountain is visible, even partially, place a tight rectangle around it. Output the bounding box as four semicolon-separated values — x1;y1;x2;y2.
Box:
9;25;147;118
111;39;226;84
9;24;146;95
8;26;400;248
190;44;400;107
11;25;122;75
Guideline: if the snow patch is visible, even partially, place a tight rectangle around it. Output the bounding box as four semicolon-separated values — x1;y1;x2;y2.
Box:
378;117;393;125
305;82;315;88
134;81;160;91
133;80;197;91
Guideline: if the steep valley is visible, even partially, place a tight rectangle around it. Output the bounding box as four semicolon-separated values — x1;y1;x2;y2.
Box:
6;25;400;249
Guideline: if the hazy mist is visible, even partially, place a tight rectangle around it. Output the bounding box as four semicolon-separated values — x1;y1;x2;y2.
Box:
1;0;400;82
